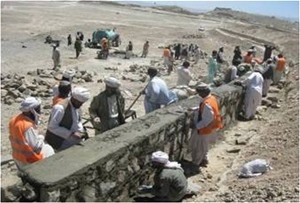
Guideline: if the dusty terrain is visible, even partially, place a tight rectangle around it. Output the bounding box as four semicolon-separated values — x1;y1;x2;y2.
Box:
1;1;299;201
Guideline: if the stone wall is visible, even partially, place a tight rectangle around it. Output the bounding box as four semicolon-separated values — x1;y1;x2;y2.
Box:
19;82;244;202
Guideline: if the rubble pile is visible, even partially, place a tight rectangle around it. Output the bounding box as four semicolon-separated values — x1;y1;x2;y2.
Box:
1;68;97;105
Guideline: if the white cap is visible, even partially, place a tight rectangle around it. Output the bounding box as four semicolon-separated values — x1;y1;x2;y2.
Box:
71;87;90;103
20;97;41;112
63;69;76;79
104;77;121;88
151;151;169;164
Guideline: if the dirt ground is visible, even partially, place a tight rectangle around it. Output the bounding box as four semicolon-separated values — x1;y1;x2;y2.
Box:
1;1;299;201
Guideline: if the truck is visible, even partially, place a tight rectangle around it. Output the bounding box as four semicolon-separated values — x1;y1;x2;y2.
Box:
91;29;121;48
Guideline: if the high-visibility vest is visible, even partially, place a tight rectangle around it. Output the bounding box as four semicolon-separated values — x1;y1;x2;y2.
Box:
198;95;223;135
9;114;43;164
276;57;286;71
243;53;253;64
163;49;171;57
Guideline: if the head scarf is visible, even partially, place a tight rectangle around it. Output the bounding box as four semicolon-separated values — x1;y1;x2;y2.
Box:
63;69;76;80
71;87;90;103
151;151;182;170
20;97;41;112
104;77;121;88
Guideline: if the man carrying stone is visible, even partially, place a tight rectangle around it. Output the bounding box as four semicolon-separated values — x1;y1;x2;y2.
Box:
9;97;55;170
46;87;90;151
189;83;223;167
89;77;125;135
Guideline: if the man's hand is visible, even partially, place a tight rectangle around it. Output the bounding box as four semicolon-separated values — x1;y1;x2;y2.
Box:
93;117;101;124
72;132;83;139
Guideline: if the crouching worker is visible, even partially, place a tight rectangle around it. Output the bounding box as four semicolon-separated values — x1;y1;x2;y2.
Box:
46;87;90;151
9;97;55;170
138;151;188;202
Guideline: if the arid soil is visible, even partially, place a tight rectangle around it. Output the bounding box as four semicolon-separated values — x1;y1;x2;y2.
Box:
1;1;299;201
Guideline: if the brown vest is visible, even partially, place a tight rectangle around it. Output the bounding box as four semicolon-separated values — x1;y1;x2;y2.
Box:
45;99;73;149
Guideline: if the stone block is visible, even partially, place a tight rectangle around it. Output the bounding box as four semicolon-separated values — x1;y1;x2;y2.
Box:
105;160;115;172
100;181;116;197
40;188;61;202
226;147;241;153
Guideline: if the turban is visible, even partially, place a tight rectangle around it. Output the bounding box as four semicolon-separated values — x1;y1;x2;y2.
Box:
20;97;41;112
63;69;76;79
72;87;90;103
151;151;169;164
59;80;71;86
248;49;254;53
104;77;121;88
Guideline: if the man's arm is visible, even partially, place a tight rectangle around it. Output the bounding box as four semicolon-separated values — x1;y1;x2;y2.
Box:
152;177;170;198
24;127;44;154
195;103;214;129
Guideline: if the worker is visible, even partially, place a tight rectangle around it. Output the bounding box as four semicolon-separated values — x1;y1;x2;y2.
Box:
262;58;274;97
138;151;188;201
263;44;276;62
236;66;264;120
177;61;193;86
125;41;133;59
100;37;109;59
193;45;201;64
67;34;72;46
243;49;254;64
141;67;178;113
89;77;125;135
45;87;90;151
52;44;61;70
52;81;71;106
9;97;55;170
208;50;218;84
189;83;223;167
74;37;82;59
216;47;225;72
224;65;239;84
232;46;243;67
141;41;149;58
273;53;286;84
174;43;181;60
52;68;76;98
163;46;171;68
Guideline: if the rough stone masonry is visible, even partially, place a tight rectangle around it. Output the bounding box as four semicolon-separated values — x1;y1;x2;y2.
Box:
6;80;244;202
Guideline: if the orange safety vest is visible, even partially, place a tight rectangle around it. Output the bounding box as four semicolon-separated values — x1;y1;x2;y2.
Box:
52;96;64;106
198;95;223;135
243;53;253;64
9;114;43;164
163;49;171;57
276;57;286;71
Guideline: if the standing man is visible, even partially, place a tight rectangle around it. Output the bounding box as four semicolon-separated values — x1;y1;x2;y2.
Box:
216;47;225;72
89;77;125;135
189;83;223;167
174;43;181;60
163;46;171;68
52;44;61;70
46;87;90;151
237;67;264;120
100;37;109;59
52;81;72;106
67;34;72;46
138;151;188;201
262;58;274;97
74;37;82;59
9;97;55;169
125;41;133;59
193;45;201;64
232;46;243;67
273;53;286;84
177;61;193;86
141;41;149;58
243;49;254;64
263;44;276;62
142;67;178;113
208;50;218;84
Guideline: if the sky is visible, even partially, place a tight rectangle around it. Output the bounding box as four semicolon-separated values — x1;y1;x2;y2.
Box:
119;1;299;21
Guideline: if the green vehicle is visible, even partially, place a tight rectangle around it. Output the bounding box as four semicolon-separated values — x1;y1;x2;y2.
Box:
92;29;121;48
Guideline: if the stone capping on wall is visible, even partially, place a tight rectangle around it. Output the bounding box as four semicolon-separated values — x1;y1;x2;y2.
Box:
20;79;246;201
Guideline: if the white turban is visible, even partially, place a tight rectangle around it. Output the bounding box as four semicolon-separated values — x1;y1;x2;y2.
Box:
72;87;90;103
151;151;169;164
104;77;121;88
19;97;41;112
63;69;76;79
